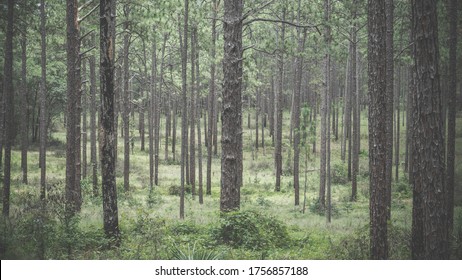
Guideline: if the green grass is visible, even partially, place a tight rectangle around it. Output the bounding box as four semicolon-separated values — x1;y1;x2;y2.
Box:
1;109;461;259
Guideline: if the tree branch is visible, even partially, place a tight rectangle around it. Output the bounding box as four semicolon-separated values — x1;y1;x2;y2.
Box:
242;0;275;21
78;3;99;23
80;46;96;57
79;0;94;12
80;29;95;42
244;18;322;35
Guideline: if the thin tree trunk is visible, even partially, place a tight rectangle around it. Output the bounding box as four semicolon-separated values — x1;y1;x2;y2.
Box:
351;17;359;202
123;5;131;192
385;0;394;220
293;20;307;207
207;0;217;196
190;25;197;197
341;52;350;162
165;38;171;161
195;27;203;205
66;0;82;214
155;31;167;186
82;59;88;179
255;90;259;151
325;0;332;220
395;63;401;182
90;34;98;196
275;7;286;192
149;27;157;190
20;33;29;185
2;0;14;216
39;0;47;200
180;0;189;219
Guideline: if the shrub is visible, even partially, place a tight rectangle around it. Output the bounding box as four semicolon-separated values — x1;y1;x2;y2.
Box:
169;221;200;236
212;210;290;250
332;162;348;185
168;185;191;196
327;225;369;260
309;198;339;217
120;209;167;259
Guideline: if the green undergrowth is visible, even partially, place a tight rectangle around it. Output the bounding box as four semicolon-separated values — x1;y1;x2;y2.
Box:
1;110;461;260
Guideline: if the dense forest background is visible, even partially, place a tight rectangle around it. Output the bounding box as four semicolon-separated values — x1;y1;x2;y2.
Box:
0;0;461;260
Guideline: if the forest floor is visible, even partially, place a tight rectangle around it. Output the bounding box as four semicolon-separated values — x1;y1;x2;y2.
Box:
1;110;462;260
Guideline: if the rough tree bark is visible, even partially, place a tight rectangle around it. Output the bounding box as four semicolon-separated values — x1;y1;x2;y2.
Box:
446;0;458;235
368;0;388;260
220;0;243;212
411;0;449;259
385;0;394;220
100;0;120;241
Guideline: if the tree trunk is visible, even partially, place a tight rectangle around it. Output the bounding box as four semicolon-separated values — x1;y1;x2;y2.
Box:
220;0;243;212
325;0;332;221
165;38;171;161
195;27;204;205
82;59;88;179
207;0;217;196
20;33;29;185
368;0;388;259
123;5;131;192
446;0;458;236
149;27;157;190
100;0;120;242
385;0;394;220
66;0;82;215
39;0;46;200
293;23;307;207
351;15;359;202
190;25;197;197
90;34;98;196
319;0;329;209
395;63;401;182
180;0;189;219
341;52;350;162
2;0;14;217
411;0;449;259
275;7;286;192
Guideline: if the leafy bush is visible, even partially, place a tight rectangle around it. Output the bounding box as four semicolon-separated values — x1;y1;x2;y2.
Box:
169;221;200;236
328;223;411;260
309;198;339;217
327;225;369;259
212;210;290;250
168;185;191;196
332;162;348;184
120;209;167;259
